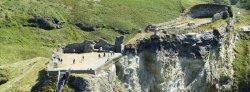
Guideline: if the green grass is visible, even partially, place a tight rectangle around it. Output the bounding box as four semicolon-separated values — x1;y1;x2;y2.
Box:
181;0;212;9
0;0;209;64
236;0;250;9
0;57;49;91
234;7;250;29
233;33;250;91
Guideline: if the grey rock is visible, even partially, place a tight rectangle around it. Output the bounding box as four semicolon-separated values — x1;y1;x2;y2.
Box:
95;39;113;51
76;22;97;31
212;11;230;21
188;4;233;18
83;41;95;53
27;16;63;30
68;76;91;91
63;41;95;53
115;36;124;53
212;13;223;21
145;24;157;32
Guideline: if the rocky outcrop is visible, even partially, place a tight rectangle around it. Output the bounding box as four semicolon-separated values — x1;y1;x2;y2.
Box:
63;41;95;53
94;39;113;51
188;4;233;18
212;11;230;21
68;76;91;91
114;36;124;53
145;24;157;32
67;64;125;92
116;19;236;92
63;37;123;53
75;22;97;31
27;16;63;30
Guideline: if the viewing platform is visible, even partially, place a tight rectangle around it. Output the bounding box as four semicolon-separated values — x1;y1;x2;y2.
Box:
47;52;122;74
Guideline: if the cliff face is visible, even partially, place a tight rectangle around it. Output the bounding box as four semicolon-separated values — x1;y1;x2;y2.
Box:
113;19;237;92
66;19;237;92
66;64;126;92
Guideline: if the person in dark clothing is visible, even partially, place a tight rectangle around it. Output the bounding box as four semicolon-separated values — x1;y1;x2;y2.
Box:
73;59;75;64
81;56;85;63
103;53;106;57
98;54;101;58
60;58;63;63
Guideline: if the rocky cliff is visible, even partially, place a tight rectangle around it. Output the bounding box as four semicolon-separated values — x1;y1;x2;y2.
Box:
21;20;246;92
64;18;238;92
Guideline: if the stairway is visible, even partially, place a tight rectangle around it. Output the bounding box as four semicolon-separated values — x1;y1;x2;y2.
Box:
55;70;70;92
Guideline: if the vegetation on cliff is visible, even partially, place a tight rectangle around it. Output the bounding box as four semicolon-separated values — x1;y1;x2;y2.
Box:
233;33;250;91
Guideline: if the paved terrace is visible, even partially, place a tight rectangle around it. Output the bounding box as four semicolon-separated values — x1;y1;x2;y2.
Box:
47;52;122;72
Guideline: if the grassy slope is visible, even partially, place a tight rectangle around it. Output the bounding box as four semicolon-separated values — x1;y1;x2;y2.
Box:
0;0;185;64
234;7;250;28
0;0;212;64
233;6;250;90
0;0;210;91
233;33;250;91
0;57;49;91
3;0;238;91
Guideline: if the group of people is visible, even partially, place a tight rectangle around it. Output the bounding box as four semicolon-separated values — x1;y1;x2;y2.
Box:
52;52;63;63
98;52;115;58
72;56;85;64
53;51;115;65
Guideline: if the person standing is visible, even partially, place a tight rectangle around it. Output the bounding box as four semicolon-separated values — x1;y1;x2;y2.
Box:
73;59;75;64
98;54;101;58
81;56;85;63
103;53;106;57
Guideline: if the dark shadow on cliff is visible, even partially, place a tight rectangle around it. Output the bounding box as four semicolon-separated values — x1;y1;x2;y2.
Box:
31;70;57;92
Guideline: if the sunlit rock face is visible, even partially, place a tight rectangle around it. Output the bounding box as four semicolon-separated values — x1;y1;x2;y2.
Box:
116;20;236;92
67;19;236;92
66;29;236;92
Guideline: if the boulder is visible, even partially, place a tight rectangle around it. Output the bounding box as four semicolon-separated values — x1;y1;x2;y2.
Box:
63;43;85;53
212;13;223;21
63;41;95;53
113;27;130;35
68;76;91;91
145;24;157;32
83;41;95;53
95;39;113;51
75;22;97;31
27;16;63;30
